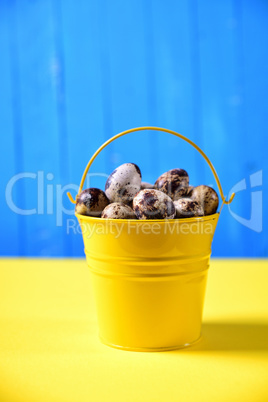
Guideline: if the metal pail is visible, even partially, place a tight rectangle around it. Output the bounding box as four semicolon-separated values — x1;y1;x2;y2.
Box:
68;127;235;351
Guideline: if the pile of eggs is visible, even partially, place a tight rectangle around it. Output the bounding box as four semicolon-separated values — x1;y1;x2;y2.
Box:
75;163;219;220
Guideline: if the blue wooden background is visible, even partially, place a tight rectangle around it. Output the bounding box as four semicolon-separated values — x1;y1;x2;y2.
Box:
0;0;267;257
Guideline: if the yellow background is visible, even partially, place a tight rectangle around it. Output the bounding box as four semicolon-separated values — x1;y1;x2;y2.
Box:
1;259;268;402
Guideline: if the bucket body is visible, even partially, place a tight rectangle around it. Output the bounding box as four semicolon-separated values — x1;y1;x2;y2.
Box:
77;213;219;351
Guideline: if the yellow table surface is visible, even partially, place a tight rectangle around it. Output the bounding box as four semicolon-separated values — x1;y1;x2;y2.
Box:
0;258;268;402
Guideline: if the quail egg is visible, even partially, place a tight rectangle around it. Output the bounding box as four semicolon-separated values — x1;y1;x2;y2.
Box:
173;185;194;201
154;168;189;200
133;189;175;220
101;202;136;219
141;181;154;189
174;198;204;218
75;188;109;217
105;163;142;204
190;185;219;215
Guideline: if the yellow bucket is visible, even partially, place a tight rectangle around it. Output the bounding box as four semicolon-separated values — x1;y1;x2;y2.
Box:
68;127;235;352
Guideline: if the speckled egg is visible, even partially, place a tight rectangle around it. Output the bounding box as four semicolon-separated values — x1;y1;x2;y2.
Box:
141;181;154;189
173;185;194;201
101;202;136;219
174;198;204;218
105;163;142;204
75;188;109;217
190;185;219;215
154;169;189;200
133;189;175;220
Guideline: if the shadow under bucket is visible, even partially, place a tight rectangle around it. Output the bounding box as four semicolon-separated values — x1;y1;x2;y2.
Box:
68;127;235;352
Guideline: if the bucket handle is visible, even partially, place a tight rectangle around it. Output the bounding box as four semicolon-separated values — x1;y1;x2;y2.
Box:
67;126;235;206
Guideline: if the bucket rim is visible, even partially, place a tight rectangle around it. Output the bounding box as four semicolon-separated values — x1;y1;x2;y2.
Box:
75;212;219;224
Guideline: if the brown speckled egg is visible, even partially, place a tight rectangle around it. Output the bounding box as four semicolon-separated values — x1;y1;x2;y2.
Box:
141;181;154;189
101;202;136;219
173;185;194;201
190;185;219;215
133;189;175;220
75;188;109;217
105;163;142;204
174;198;204;218
154;169;189;200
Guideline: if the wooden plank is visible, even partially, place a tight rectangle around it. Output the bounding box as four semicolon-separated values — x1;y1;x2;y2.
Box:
50;0;73;256
13;0;64;256
147;0;200;186
238;0;268;256
196;0;246;256
0;1;20;256
59;0;108;256
95;0;155;184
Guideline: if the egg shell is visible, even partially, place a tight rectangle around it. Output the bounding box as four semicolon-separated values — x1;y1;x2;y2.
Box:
101;202;136;219
173;185;194;201
133;189;175;220
174;198;204;218
154;168;189;200
75;188;109;217
105;163;142;204
141;181;154;189
190;185;219;215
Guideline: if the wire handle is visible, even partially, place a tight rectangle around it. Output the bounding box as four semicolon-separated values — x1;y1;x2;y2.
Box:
67;126;235;206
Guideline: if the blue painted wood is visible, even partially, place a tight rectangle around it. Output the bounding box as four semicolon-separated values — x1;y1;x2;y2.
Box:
238;0;268;256
11;0;65;256
196;0;268;256
196;0;244;256
59;0;108;255
0;1;20;256
0;0;267;257
96;0;158;185
148;0;201;186
50;0;74;257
